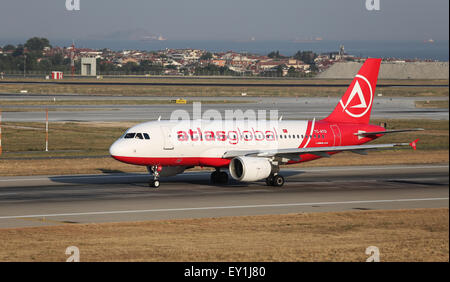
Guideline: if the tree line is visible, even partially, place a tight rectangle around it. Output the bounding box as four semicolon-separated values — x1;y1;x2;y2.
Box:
0;37;72;73
1;37;319;76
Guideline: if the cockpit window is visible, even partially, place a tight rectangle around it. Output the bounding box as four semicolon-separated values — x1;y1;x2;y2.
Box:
123;132;150;140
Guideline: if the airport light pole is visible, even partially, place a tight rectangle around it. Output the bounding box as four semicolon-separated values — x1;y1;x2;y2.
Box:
23;54;26;78
45;108;48;152
0;109;2;156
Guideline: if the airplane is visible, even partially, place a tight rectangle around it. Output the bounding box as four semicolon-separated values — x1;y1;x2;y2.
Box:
109;58;423;188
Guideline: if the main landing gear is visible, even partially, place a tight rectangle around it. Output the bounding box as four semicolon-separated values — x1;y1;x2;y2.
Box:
210;169;228;185
265;174;284;187
148;165;161;188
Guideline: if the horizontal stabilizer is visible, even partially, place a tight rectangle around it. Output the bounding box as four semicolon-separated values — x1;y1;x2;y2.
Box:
354;128;424;136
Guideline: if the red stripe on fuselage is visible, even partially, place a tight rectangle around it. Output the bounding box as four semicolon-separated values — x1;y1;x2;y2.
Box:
112;155;231;168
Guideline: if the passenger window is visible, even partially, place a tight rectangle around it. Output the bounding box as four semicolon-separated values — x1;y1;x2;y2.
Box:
124;133;135;139
143;133;150;140
135;133;144;139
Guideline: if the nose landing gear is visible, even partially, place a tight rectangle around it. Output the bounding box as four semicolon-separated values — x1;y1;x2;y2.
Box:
148;165;161;188
149;179;160;188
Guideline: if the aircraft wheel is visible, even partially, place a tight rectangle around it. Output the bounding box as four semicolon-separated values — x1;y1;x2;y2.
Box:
265;176;274;186
272;175;284;187
149;180;160;188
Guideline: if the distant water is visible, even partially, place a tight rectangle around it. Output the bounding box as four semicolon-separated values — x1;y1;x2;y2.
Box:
2;39;449;61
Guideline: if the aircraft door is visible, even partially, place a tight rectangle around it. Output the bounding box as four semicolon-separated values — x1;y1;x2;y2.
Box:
161;126;174;150
330;125;341;146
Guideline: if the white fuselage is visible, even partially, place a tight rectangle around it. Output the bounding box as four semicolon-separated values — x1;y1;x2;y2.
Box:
109;119;321;163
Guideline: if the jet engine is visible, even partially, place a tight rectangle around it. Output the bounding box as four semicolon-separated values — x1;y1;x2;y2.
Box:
229;157;272;182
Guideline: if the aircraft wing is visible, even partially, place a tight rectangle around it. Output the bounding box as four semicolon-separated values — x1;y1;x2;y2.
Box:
222;141;418;160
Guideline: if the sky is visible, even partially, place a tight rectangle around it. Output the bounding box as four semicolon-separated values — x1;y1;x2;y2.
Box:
0;0;448;42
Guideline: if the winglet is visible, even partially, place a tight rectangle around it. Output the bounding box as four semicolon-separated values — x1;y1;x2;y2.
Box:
410;139;419;150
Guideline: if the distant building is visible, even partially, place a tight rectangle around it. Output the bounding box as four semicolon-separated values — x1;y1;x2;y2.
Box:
81;57;96;76
211;59;226;67
285;59;310;71
78;48;102;59
121;57;139;64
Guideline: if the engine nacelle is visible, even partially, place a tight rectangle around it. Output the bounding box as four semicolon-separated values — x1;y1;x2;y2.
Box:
147;166;186;177
229;157;272;182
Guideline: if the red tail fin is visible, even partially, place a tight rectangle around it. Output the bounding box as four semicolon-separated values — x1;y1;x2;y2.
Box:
323;58;381;124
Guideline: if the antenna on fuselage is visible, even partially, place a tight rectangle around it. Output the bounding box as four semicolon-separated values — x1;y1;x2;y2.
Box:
157;116;161;121
279;116;283;121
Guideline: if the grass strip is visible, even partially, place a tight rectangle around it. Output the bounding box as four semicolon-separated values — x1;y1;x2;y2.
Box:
0;208;447;262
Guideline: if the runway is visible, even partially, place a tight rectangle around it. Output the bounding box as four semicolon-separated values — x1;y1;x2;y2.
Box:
0;164;447;228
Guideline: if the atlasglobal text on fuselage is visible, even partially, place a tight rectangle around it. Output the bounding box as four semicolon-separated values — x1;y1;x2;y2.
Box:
176;127;278;143
110;59;422;188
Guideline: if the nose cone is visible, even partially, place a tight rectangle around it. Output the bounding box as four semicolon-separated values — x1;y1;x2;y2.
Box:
109;139;126;159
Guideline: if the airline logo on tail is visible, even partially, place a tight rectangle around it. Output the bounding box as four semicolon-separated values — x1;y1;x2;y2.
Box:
323;58;380;124
339;74;373;118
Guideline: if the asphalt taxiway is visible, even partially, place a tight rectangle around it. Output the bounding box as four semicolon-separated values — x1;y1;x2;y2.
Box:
1;96;448;121
0;164;447;228
1;80;447;88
